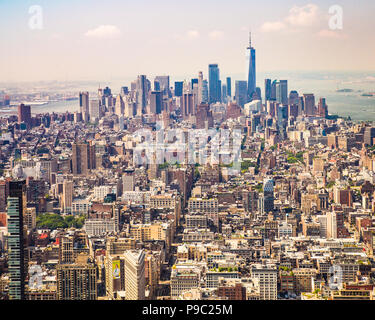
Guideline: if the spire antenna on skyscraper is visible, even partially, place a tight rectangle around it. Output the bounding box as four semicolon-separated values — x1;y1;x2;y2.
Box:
247;31;252;49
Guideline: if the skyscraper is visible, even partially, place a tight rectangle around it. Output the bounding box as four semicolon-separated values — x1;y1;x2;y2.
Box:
198;71;204;104
124;250;146;300
154;80;161;92
364;127;375;146
226;77;232;98
136;75;148;114
0;179;9;212
62;180;73;214
174;81;183;97
271;80;277;101
326;210;345;239
192;80;199;111
191;78;198;90
218;80;222;102
115;94;125;117
7;180;26;300
155;76;170;97
255;87;262;101
89;100;101;121
222;84;227;102
105;95;114;112
72;142;95;175
289;90;300;106
260;178;274;214
56;260;97;300
58;235;74;264
195;104;214;129
288;104;299;119
235;80;248;107
105;254;126;299
208;64;220;104
79;92;89;122
103;86;111;96
149;91;163;114
277;105;288;138
124;96;136;118
202;80;209;103
276;80;288;105
123;169;135;192
181;93;194;119
303;94;316;116
247;33;256;102
265;79;272;102
17;104;32;128
317;98;328;118
120;86;129;96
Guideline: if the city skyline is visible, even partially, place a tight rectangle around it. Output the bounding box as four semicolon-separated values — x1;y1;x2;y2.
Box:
2;0;375;305
1;0;375;82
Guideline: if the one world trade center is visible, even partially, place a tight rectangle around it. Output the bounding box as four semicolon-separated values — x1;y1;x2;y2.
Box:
247;33;256;102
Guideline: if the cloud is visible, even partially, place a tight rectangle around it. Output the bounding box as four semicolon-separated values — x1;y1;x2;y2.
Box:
186;30;199;39
172;30;199;41
316;29;347;39
176;29;224;41
84;25;121;39
261;21;286;32
286;4;319;27
208;30;224;39
261;3;319;33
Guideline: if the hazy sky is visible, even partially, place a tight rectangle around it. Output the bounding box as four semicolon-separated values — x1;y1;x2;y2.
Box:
0;0;375;83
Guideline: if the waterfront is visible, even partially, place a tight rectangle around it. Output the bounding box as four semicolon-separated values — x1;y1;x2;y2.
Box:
1;71;374;121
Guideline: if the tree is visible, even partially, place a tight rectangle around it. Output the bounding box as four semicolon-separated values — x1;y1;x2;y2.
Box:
326;181;336;189
254;183;263;193
36;213;86;230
